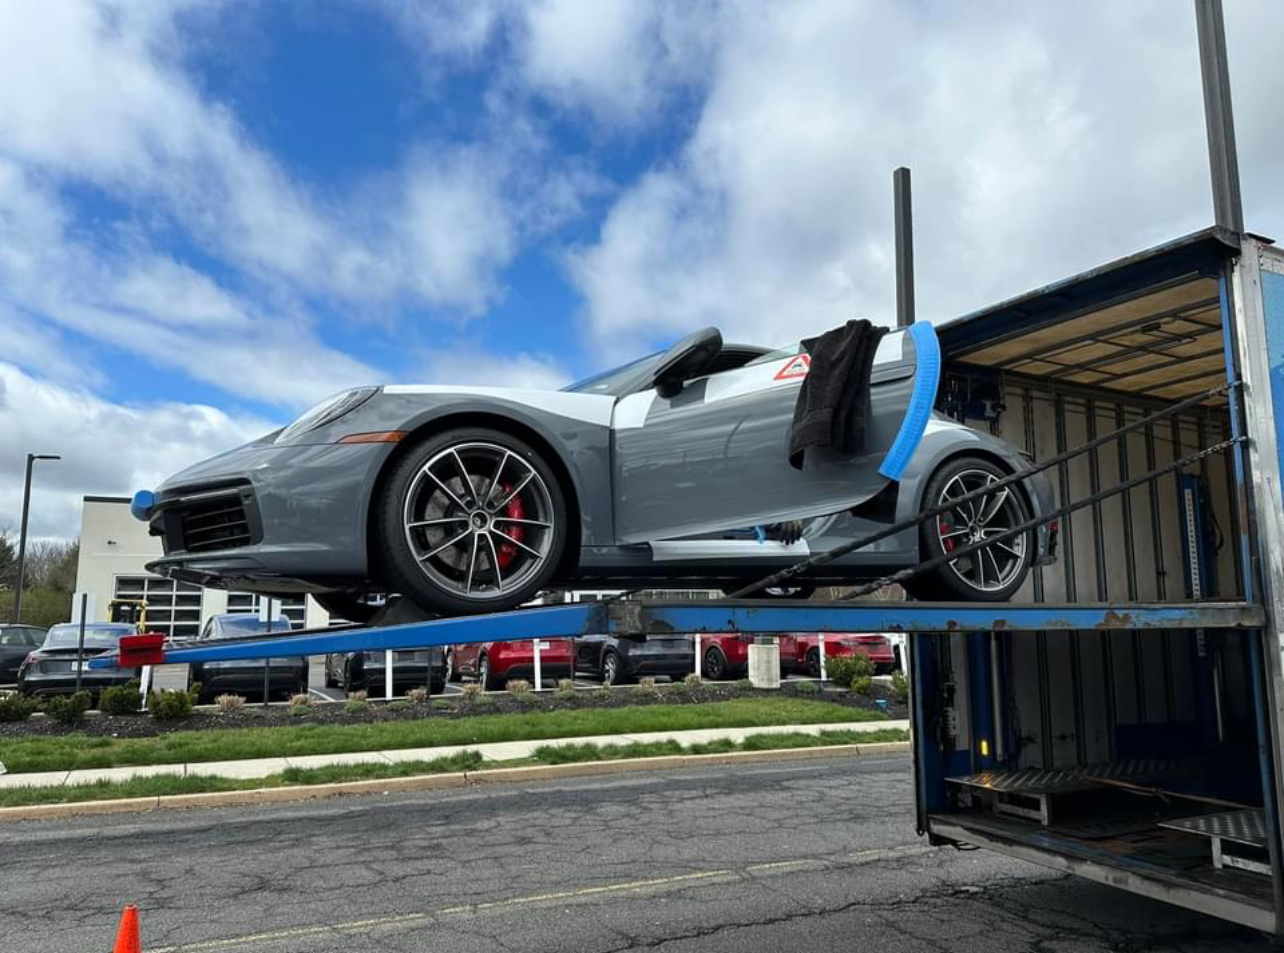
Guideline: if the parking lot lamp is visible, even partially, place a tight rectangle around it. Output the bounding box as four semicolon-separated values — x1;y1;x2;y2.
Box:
12;453;61;623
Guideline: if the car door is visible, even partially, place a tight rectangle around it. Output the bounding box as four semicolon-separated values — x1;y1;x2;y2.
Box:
776;634;800;674
611;329;925;544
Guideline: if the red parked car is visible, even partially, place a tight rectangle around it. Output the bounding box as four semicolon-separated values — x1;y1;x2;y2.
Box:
697;634;756;681
449;639;573;690
779;633;897;678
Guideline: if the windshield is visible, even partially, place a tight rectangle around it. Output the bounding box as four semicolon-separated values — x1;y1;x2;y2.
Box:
211;616;293;639
561;353;661;396
44;624;132;649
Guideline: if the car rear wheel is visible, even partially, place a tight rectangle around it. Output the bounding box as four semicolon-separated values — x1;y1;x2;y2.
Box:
703;646;728;681
601;650;624;686
376;428;569;617
479;654;499;691
806;648;821;679
721;584;816;600
905;455;1034;602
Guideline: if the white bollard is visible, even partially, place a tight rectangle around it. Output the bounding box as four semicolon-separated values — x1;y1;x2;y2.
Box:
139;664;153;707
818;635;827;682
385;649;393;700
533;639;543;691
693;634;702;679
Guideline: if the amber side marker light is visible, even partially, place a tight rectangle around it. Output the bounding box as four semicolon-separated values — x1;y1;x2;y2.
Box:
338;431;408;444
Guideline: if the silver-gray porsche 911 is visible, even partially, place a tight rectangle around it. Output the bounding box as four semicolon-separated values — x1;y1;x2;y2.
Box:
132;323;1058;619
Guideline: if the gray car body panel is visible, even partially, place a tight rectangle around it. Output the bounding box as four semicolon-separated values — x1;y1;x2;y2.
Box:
142;326;1056;595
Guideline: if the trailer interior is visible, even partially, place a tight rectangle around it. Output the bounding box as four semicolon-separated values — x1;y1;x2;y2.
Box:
913;227;1283;932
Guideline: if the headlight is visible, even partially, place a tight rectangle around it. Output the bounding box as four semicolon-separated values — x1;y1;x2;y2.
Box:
277;387;379;442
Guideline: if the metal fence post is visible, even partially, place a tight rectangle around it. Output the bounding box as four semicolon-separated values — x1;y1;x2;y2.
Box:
533;638;543;691
818;634;827;682
74;593;87;695
385;649;394;700
694;634;702;679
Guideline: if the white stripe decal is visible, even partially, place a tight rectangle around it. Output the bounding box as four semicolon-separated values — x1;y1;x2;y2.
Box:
649;539;811;561
381;385;614;426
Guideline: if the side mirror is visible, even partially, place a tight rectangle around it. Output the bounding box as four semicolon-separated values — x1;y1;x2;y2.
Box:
652;327;723;397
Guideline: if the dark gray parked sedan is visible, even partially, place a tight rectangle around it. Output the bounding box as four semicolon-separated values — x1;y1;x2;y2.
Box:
573;633;694;686
188;614;308;702
132;323;1057;618
0;624;46;684
17;623;139;698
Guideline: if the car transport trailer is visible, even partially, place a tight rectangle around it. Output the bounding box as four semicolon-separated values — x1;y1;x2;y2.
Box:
96;225;1284;934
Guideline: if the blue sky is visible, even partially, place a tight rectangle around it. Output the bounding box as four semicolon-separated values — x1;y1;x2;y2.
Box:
2;0;1282;538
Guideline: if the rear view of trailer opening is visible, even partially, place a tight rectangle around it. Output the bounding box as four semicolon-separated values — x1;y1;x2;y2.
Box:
911;231;1284;933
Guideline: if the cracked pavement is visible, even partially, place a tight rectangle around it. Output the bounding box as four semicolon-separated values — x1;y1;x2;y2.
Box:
0;755;1273;951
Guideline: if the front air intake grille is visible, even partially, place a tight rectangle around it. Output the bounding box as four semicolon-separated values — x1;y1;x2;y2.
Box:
181;497;252;552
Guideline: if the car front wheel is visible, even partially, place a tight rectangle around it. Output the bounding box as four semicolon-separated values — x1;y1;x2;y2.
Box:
376;428;569;617
905;455;1034;602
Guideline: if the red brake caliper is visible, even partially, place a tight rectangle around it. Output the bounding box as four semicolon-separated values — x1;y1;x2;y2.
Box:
940;518;956;553
496;484;525;569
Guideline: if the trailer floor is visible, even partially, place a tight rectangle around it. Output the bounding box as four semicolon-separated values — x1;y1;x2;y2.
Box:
930;810;1275;931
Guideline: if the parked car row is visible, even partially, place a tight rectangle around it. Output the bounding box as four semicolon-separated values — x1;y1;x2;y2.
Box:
440;632;898;689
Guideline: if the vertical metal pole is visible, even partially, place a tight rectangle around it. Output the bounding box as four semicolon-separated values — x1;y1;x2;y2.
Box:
1194;0;1244;234
818;634;827;682
1054;394;1086;765
694;634;702;679
263;599;274;708
1117;405;1146;723
1023;388;1052;766
1085;400;1116;758
893;167;915;328
1165;418;1183;722
533;638;543;691
12;454;35;623
74;593;87;695
385;649;393;700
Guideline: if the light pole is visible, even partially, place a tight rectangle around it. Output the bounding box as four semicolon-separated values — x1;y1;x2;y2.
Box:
12;453;61;623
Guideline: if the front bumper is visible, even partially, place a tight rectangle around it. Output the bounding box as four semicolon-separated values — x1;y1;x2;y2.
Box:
140;442;394;592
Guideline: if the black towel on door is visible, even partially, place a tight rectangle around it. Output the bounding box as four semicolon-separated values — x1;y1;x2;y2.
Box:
788;319;888;469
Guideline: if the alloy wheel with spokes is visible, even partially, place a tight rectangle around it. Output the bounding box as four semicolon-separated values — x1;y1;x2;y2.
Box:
907;456;1034;602
376;428;568;616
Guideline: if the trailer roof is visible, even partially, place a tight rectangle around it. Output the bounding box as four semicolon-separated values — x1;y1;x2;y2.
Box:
938;226;1249;404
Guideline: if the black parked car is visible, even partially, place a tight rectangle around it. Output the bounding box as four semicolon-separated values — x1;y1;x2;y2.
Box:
325;648;446;695
188;614;309;702
17;622;139;698
0;624;47;684
573;633;694;686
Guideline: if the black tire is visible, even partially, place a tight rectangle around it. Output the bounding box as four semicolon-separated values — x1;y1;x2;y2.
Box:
806;649;821;679
874;663;895;676
375;427;569;617
601;650;626;686
703;646;728;681
479;655;499;692
314;592;380;624
905;455;1034;602
324;657;338;689
343;661;364;695
444;649;457;683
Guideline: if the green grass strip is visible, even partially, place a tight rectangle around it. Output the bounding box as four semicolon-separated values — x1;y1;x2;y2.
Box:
0;729;907;809
0;698;879;773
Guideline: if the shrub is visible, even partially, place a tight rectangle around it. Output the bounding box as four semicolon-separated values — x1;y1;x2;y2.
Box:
683;673;703;688
851;675;873;696
430;698;453;710
45;691;93;725
507;678;533;696
344;698;370;714
638;676;659;693
407;687;429;704
556;678;576;693
289;692;311;708
99;680;143;715
735;678;753;691
826;653;874;686
215;694;246;713
346;689;368;703
288;704;311;717
890;669;910;704
386;699;411;712
793;680;820;694
0;692;39;723
148;687;197;721
460;683;484;702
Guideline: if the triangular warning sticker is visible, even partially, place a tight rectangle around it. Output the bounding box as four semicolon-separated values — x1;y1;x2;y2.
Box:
773;353;811;381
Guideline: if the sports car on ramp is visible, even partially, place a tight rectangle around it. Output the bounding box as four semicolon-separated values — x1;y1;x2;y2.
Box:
133;323;1056;617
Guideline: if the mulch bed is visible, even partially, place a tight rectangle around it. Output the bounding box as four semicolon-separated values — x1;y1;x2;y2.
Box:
0;681;907;740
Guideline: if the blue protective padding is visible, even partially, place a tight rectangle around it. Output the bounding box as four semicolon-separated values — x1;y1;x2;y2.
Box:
88;600;1263;667
878;320;941;480
130;490;155;522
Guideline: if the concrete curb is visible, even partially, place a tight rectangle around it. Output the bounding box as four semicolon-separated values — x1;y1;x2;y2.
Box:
0;742;909;822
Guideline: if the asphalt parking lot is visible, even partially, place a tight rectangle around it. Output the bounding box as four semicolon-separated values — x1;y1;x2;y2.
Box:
0;755;1270;952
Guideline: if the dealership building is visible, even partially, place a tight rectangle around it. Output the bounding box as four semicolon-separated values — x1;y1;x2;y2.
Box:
74;496;331;635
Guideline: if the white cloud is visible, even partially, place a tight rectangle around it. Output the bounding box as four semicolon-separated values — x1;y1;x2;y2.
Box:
0;362;273;540
566;1;1284;355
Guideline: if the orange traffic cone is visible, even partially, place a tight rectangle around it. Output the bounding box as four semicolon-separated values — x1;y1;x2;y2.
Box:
111;904;141;953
